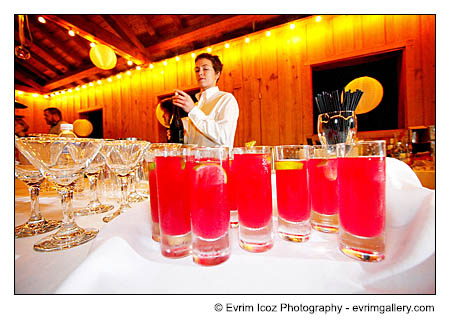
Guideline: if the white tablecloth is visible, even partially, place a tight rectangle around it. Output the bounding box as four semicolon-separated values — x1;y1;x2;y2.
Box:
14;158;435;294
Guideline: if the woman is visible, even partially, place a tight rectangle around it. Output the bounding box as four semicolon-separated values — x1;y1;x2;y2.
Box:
172;53;239;148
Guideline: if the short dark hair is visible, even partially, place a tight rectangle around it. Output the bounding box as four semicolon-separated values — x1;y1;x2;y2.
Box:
195;53;223;80
44;107;62;119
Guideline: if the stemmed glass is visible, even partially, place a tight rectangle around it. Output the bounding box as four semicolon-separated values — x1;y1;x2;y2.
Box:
127;164;146;203
101;140;149;223
15;136;103;251
14;147;61;238
74;151;114;216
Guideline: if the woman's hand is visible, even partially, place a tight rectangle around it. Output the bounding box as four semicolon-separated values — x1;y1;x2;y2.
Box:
172;90;195;113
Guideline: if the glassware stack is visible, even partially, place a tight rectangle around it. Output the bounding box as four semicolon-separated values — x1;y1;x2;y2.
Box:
101;140;150;223
15;136;104;251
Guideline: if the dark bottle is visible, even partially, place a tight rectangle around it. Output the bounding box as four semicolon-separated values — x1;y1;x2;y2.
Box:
169;105;184;144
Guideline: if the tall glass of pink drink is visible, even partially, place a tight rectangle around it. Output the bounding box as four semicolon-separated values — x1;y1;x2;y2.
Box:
337;140;386;262
233;146;273;252
274;145;311;242
228;152;239;227
144;143;181;242
155;145;194;258
308;145;339;233
189;147;230;266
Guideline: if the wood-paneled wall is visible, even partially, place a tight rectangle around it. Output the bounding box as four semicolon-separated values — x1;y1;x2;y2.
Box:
15;15;435;146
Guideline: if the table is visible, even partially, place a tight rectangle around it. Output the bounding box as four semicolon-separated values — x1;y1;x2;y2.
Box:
14;158;435;294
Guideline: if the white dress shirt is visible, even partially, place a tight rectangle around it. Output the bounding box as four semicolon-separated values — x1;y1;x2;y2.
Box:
181;86;239;148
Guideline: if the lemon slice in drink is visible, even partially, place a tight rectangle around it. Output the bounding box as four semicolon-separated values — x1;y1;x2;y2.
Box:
324;167;337;181
245;140;256;148
275;160;304;170
315;159;337;181
193;162;227;185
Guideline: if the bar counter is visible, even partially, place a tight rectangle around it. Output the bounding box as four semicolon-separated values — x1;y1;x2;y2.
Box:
14;158;435;294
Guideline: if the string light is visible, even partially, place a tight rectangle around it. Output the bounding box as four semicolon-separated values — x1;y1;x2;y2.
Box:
37;16;46;24
316;16;322;22
32;93;39;98
17;91;23;95
31;18;307;99
44;95;49;98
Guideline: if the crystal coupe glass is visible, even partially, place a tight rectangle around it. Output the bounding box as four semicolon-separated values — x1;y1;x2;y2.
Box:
74;151;114;216
14;147;61;238
101;140;149;223
14;136;103;251
127;164;146;203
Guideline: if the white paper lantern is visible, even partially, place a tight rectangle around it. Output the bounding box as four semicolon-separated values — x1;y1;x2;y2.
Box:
89;44;117;70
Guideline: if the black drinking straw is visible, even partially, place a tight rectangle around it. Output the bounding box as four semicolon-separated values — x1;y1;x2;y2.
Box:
315;89;364;144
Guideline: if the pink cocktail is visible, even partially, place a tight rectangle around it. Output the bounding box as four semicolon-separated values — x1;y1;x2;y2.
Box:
145;143;182;243
189;147;230;266
228;157;239;227
148;163;159;241
233;147;273;252
309;159;338;214
155;146;193;258
337;141;386;262
309;145;339;233
274;145;311;242
338;157;385;237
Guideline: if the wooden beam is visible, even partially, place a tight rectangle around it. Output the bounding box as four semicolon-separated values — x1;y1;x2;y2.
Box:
28;50;65;76
145;15;280;54
102;15;150;61
143;15;158;37
170;15;185;30
15;30;71;70
43;57;127;91
30;20;85;63
15;84;45;94
15;70;46;92
43;65;103;91
15;57;52;81
36;16;92;55
42;15;148;65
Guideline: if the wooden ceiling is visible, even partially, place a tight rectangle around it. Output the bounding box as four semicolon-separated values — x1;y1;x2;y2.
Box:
14;14;310;94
